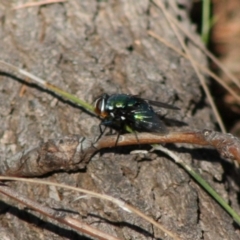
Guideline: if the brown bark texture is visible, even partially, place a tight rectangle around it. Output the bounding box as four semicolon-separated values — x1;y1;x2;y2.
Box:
0;0;239;239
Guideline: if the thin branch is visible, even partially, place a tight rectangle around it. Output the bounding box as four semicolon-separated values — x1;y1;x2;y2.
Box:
153;0;226;133
0;60;95;114
12;0;67;10
148;31;240;103
0;184;121;240
1;130;239;177
152;1;240;90
0;177;180;240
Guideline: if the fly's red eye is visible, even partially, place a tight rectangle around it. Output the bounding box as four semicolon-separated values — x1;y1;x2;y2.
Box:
94;98;102;115
94;97;108;118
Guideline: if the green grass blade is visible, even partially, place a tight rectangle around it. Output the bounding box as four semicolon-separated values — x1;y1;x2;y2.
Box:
46;84;95;113
155;145;240;226
201;0;211;44
185;164;240;225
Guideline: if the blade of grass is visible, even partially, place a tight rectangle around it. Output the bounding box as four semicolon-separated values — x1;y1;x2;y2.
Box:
153;0;240;89
201;0;211;44
148;31;240;102
0;60;95;114
154;145;240;226
155;0;226;133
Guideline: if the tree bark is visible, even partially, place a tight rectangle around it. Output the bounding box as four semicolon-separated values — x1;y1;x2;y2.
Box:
0;0;239;239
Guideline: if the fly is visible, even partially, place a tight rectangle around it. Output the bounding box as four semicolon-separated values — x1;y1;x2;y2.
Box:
94;94;179;141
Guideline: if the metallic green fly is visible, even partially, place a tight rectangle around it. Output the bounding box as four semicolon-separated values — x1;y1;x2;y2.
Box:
94;94;179;136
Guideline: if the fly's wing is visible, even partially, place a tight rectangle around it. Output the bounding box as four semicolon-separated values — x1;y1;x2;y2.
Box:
127;107;168;134
146;99;180;110
132;96;179;110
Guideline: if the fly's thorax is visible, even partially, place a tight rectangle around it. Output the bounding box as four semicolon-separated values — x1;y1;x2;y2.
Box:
105;94;130;111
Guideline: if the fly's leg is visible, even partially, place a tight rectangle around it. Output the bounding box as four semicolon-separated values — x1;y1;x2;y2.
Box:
133;131;140;144
95;119;118;143
94;122;107;143
114;132;121;147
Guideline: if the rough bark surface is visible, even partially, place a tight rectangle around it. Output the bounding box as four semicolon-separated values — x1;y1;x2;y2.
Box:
0;0;239;239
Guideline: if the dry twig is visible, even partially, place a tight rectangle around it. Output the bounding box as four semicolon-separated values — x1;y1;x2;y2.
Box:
1;130;239;177
0;184;121;240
